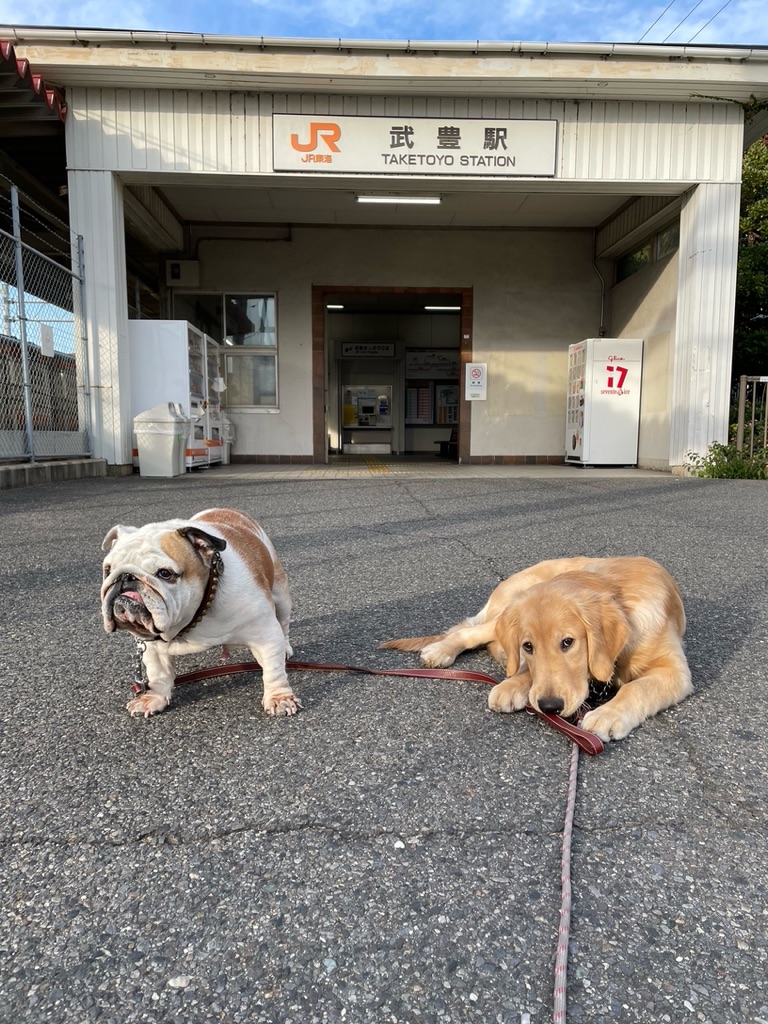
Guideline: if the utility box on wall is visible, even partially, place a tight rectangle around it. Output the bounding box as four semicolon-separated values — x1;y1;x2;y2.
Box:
165;260;200;287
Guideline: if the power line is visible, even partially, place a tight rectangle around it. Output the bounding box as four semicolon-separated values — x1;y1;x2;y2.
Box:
638;0;681;43
662;0;708;42
687;0;735;42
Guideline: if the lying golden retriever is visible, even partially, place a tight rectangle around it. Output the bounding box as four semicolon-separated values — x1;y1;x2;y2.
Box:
381;556;692;741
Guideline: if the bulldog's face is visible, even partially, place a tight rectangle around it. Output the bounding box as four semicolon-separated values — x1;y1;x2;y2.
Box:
101;522;226;641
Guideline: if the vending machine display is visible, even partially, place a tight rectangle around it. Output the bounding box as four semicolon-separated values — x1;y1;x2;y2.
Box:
565;338;643;466
128;320;224;469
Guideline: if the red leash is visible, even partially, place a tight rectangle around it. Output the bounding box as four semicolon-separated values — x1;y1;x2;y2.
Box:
172;658;605;756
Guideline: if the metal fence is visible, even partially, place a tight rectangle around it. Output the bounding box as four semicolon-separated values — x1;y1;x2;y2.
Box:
735;375;768;457
0;178;90;462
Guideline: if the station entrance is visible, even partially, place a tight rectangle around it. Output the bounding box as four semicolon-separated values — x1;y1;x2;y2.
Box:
315;286;472;462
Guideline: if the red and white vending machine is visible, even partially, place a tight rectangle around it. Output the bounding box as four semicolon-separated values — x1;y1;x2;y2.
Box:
565;338;643;466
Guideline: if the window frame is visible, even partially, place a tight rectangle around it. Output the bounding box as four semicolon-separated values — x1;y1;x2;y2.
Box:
172;291;279;409
614;220;680;284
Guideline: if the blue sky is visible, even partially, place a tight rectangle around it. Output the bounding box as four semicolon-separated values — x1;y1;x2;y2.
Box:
0;0;766;47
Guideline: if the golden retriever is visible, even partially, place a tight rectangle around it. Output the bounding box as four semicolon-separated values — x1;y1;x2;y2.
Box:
381;556;692;741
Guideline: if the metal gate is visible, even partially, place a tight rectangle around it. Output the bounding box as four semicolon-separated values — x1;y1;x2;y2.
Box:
735;375;768;457
0;178;91;462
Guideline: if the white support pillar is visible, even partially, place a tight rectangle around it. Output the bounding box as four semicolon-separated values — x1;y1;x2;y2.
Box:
67;169;132;468
669;182;740;469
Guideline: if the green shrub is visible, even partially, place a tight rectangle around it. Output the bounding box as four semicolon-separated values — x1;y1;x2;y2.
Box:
686;441;768;479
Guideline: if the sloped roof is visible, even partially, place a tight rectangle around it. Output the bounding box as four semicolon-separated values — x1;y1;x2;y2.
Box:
1;38;66;129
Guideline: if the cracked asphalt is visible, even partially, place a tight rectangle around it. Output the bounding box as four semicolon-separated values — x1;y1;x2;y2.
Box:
1;466;767;1024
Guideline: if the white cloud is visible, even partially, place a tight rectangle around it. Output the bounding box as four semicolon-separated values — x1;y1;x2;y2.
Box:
0;0;765;45
0;0;159;30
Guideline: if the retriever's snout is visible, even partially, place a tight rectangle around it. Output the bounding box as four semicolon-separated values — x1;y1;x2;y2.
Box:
537;696;565;715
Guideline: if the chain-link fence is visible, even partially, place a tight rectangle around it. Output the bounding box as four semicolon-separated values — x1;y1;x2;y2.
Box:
0;177;90;462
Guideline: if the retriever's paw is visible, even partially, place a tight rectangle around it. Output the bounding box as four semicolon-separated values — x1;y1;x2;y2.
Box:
263;690;302;716
580;704;635;741
419;643;456;668
126;692;170;718
488;678;530;713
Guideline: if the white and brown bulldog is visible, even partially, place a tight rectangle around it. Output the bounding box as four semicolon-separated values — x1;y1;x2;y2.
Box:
100;507;299;718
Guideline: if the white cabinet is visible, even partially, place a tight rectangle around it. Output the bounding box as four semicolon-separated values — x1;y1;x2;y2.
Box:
128;320;224;469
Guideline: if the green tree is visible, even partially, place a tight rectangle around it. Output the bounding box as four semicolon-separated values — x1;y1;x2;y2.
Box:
733;134;768;379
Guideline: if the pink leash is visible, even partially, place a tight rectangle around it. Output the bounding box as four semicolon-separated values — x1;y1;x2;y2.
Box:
168;656;599;1022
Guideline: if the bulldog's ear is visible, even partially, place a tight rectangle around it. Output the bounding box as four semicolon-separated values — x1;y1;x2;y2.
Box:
177;526;227;560
101;524;138;551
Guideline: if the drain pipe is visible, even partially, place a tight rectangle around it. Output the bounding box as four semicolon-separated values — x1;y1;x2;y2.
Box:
592;229;607;337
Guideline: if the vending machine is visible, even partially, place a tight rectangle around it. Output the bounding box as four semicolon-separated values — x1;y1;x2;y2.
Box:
565;338;643;466
128;320;224;469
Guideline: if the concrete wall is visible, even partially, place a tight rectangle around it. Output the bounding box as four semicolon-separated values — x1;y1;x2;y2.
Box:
609;253;680;470
197;226;601;459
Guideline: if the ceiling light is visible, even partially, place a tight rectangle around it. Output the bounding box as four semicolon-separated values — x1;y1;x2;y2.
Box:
356;195;441;205
424;305;461;311
326;304;345;310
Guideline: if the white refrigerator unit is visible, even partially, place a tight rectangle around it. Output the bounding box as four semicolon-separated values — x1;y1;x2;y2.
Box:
565;338;643;466
128;320;225;469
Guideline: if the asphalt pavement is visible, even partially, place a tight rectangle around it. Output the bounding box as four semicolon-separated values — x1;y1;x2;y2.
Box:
1;463;767;1024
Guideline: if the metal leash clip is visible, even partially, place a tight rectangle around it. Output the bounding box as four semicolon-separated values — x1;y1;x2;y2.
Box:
130;638;147;696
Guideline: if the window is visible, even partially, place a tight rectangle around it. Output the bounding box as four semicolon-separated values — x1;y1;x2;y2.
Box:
173;292;278;408
616;244;652;282
615;221;679;283
655;223;680;260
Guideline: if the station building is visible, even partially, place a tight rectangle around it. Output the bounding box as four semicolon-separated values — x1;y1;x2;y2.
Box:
3;28;768;471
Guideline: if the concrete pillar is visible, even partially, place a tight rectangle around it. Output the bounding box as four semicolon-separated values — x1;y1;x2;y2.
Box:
67;169;132;468
669;182;740;468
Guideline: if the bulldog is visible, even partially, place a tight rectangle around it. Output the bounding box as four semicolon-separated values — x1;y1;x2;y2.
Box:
101;507;300;718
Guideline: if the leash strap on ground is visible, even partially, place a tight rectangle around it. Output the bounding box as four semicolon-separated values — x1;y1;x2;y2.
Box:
170;658;604;755
167;654;592;1023
553;738;580;1023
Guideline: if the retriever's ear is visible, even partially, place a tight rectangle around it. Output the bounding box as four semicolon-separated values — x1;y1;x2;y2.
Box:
582;594;630;682
495;606;522;675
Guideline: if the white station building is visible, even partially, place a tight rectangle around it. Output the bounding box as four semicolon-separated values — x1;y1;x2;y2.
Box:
3;27;768;472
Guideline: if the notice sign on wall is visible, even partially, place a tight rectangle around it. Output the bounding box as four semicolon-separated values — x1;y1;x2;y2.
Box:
465;363;487;400
273;115;557;177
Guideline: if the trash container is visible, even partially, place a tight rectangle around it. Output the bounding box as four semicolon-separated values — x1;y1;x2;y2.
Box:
220;413;234;466
133;402;190;477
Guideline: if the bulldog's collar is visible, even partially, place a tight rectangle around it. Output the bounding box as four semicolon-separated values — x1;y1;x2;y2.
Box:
130;548;225;696
175;548;224;639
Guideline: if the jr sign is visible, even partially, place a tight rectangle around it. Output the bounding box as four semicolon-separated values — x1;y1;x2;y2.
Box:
273;115;558;177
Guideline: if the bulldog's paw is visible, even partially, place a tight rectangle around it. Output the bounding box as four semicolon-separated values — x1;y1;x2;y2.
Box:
263;690;302;716
580;703;635;742
126;693;170;718
488;677;530;713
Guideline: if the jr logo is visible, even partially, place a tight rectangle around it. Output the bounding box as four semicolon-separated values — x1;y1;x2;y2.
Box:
606;365;628;389
289;122;342;153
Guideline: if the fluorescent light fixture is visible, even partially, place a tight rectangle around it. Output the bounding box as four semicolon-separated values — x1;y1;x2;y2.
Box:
424;305;461;311
326;304;345;310
356;195;441;205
